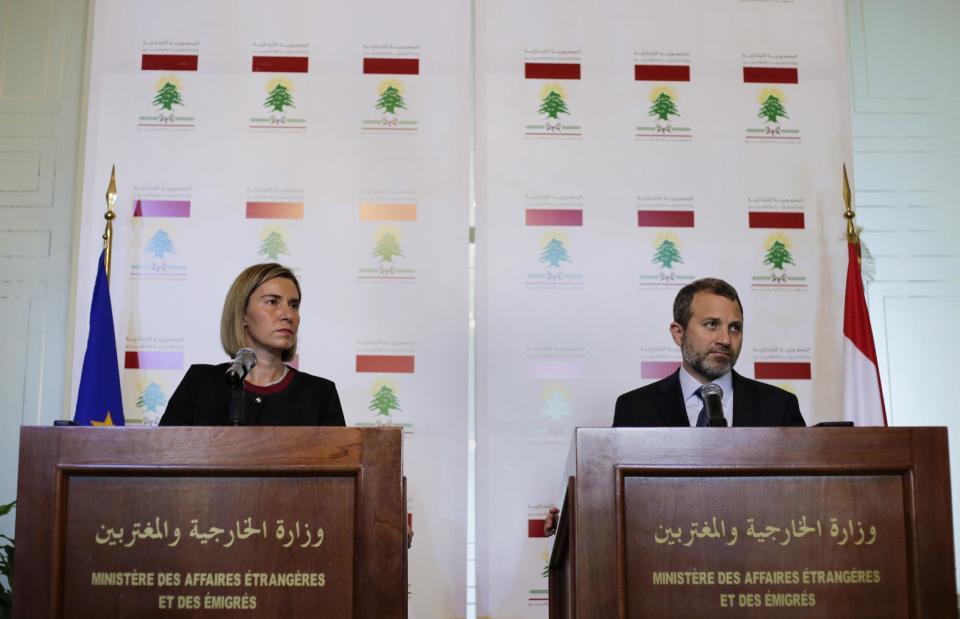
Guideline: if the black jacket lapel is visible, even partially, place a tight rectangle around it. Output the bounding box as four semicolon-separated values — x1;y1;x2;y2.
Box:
656;370;690;427
732;370;757;427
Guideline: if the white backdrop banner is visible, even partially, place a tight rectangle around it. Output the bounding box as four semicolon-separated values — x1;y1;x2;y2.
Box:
73;0;857;616
476;0;853;616
72;1;469;616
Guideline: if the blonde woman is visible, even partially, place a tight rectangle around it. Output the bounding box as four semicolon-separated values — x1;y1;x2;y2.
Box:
160;263;344;426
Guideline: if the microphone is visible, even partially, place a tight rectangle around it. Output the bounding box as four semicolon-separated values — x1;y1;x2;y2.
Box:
701;383;727;427
225;348;257;385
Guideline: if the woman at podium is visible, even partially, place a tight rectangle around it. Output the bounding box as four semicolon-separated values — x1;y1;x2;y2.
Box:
159;263;345;426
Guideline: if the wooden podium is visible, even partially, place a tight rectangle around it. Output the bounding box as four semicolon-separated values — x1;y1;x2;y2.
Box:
548;428;957;618
13;426;407;618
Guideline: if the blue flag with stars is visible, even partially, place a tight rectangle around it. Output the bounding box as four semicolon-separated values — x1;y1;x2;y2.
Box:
74;249;124;426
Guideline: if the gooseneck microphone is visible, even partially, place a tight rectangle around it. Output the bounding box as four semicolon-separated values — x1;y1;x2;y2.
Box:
225;348;257;386
701;383;728;427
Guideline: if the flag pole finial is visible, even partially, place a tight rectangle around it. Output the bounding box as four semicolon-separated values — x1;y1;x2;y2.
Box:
103;165;117;281
842;163;858;245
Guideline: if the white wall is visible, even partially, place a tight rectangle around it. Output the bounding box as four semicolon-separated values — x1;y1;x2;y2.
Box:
0;0;89;542
846;0;960;584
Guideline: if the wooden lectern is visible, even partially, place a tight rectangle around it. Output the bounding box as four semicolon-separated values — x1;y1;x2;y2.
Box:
549;428;957;618
13;426;407;618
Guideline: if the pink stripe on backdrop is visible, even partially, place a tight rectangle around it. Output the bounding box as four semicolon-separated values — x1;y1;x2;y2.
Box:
245;202;304;219
133;200;190;218
525;209;583;226
527;359;584;379
124;351;184;370
754;362;811;380
641;361;681;379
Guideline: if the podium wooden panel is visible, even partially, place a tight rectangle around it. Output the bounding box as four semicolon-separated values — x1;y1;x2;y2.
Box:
549;427;957;619
13;426;407;618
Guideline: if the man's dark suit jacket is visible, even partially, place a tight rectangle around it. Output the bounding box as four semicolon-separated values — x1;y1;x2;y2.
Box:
613;369;806;427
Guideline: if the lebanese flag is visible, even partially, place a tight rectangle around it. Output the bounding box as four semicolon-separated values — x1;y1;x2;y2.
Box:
842;241;887;426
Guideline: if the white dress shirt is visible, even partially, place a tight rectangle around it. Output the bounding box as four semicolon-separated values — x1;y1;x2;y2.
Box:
679;366;734;427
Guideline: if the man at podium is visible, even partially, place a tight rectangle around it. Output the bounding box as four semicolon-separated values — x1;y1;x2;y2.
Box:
545;278;804;536
613;277;805;428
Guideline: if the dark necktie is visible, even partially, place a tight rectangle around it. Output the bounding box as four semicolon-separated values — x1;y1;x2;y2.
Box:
694;387;708;427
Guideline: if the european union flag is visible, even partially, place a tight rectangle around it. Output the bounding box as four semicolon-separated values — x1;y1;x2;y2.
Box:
74;249;124;426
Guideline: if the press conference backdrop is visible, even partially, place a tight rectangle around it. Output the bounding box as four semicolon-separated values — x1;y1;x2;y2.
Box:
475;0;853;616
70;1;470;616
48;0;960;618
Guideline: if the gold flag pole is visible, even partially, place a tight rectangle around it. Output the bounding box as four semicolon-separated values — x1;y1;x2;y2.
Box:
842;163;859;250
103;165;118;281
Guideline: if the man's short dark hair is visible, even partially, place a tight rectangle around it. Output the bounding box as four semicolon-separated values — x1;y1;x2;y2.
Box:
673;278;743;328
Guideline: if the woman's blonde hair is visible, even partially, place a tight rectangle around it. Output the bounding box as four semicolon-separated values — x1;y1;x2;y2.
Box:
220;263;301;362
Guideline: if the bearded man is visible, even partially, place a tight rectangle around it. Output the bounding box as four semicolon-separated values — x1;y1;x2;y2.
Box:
612;278;806;428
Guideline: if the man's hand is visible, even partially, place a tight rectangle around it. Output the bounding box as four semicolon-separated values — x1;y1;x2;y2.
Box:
544;505;561;537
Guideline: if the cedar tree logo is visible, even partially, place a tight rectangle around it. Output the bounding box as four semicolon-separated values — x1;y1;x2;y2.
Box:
263;78;296;124
152;76;184;123
375;79;407;126
258;226;290;261
538;231;572;279
136;381;168;413
762;233;796;282
757;87;789;135
651;232;684;280
145;229;176;260
136;380;169;426
368;379;402;426
540;384;571;424
648;86;680;133
538;83;570;132
372;226;405;273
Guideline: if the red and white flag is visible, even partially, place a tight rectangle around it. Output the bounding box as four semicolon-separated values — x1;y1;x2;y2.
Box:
842;241;887;426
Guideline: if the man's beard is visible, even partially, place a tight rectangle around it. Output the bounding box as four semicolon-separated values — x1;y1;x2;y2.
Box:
681;338;737;380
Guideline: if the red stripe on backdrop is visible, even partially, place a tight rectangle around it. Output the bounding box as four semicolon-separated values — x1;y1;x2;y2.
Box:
528;519;546;538
637;210;695;228
525;63;581;80
754;362;811;380
141;54;198;71
355;355;415;373
363;58;419;75
634;65;690;81
748;212;805;229
742;67;798;84
525;209;583;226
252;56;309;73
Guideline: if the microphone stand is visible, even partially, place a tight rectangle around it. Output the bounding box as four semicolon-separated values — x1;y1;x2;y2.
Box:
703;384;728;427
708;408;728;427
228;375;245;426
